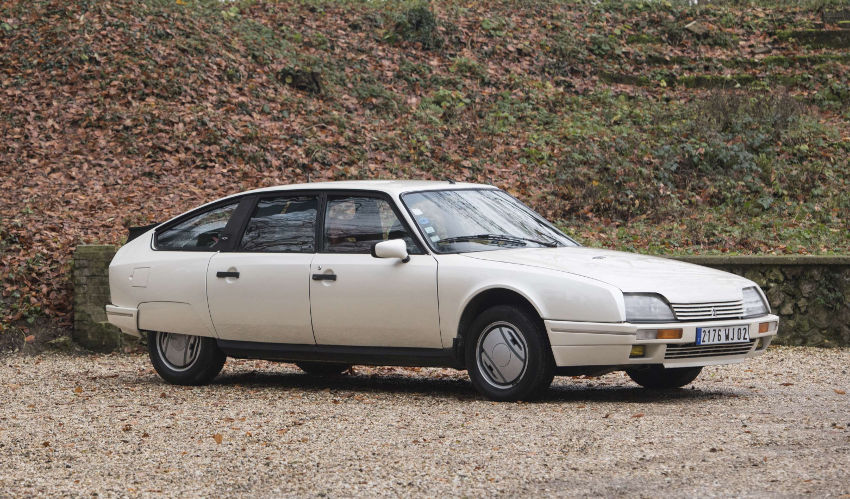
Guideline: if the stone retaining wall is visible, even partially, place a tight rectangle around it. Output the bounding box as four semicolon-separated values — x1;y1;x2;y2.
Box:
71;245;849;350
671;256;850;347
72;245;125;351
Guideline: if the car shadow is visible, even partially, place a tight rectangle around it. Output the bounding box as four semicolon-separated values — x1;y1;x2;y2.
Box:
203;369;739;404
211;370;479;399
542;383;737;404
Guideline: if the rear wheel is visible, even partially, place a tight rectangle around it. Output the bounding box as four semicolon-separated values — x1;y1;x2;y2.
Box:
465;305;555;402
148;331;226;385
626;365;702;389
296;362;351;376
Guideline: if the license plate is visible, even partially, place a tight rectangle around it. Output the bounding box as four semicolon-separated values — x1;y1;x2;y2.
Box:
696;325;750;345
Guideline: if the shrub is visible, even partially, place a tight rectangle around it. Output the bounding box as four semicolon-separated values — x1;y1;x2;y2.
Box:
692;90;804;143
391;1;441;50
418;88;470;122
450;56;485;80
588;33;617;56
813;80;850;109
657;90;809;207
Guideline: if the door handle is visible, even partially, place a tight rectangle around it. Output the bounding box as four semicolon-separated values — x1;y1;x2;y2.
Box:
216;271;240;278
312;273;337;281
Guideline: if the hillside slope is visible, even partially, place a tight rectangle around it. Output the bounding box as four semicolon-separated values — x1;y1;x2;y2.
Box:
1;0;848;335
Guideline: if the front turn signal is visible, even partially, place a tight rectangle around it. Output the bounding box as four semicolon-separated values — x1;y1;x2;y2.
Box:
656;328;683;340
758;322;770;334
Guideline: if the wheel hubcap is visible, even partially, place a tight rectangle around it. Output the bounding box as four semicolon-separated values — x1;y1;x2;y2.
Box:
156;332;201;371
476;322;528;388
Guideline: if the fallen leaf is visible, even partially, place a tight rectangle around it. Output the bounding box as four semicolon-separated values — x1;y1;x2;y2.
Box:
213;433;222;444
834;389;846;395
632;413;644;418
24;335;35;343
780;382;793;386
74;386;82;394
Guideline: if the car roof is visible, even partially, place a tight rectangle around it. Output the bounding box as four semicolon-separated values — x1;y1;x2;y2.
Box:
157;180;499;233
238;180;496;197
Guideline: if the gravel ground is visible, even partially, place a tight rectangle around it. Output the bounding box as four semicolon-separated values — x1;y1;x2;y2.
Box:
1;346;848;497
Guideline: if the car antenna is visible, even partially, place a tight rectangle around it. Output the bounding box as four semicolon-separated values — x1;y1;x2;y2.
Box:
444;177;456;184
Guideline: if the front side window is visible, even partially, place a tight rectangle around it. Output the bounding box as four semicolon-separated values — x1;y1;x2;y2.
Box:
238;196;318;253
401;189;577;253
155;202;238;251
323;196;422;254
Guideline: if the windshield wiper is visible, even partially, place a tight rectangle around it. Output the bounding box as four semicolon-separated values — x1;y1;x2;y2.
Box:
437;233;558;248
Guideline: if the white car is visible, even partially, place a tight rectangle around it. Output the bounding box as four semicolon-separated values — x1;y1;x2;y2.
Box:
106;180;778;401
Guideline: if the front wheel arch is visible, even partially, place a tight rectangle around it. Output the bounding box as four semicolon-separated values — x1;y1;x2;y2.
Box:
455;288;545;368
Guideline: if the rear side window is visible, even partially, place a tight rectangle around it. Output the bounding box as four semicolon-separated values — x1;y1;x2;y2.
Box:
238;196;318;253
155;202;238;251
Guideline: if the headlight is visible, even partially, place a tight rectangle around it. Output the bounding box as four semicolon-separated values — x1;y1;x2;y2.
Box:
742;286;769;318
624;293;675;323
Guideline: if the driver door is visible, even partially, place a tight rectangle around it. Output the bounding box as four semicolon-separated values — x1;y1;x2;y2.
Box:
309;194;441;348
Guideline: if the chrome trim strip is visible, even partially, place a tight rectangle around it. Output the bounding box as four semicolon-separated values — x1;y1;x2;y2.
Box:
549;328;635;335
106;311;134;317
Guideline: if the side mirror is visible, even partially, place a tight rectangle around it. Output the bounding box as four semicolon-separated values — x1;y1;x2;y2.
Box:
371;239;410;263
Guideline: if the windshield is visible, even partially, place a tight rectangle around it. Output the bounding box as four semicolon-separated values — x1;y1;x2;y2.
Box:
401;189;578;253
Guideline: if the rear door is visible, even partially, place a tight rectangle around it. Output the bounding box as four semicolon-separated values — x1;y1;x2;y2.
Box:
206;193;319;344
138;199;244;337
309;193;441;348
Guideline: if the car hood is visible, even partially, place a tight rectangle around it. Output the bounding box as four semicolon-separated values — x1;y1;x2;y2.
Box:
463;247;753;303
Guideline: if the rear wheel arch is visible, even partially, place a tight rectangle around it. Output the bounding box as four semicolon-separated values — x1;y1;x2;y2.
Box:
454;288;546;366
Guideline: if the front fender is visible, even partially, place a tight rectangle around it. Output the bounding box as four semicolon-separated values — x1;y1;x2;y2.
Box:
436;254;625;348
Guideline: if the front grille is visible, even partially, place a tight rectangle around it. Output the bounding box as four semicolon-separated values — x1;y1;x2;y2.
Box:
671;300;744;321
664;340;755;359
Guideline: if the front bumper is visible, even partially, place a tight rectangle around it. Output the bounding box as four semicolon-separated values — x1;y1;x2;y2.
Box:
545;315;778;368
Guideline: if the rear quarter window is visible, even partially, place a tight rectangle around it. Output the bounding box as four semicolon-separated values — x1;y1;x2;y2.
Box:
155;202;238;251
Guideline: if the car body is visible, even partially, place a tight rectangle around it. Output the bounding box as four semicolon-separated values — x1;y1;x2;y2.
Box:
106;180;778;400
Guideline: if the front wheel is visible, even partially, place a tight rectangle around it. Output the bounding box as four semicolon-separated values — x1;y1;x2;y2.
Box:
148;331;226;385
626;365;702;389
465;305;555;402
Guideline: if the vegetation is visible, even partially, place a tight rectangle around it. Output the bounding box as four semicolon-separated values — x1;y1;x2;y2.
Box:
0;0;848;335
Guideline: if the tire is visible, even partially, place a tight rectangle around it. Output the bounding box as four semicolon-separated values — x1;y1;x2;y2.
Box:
465;304;555;402
626;365;702;389
296;362;351;376
148;331;226;385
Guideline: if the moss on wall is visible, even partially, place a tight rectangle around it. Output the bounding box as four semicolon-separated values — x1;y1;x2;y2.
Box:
672;256;850;347
72;245;127;351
